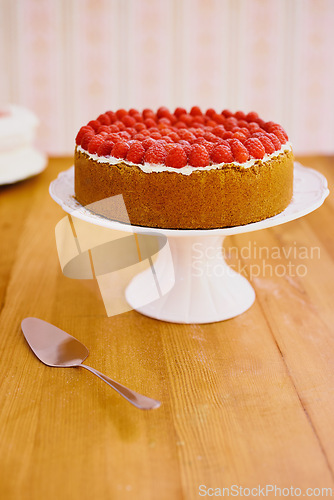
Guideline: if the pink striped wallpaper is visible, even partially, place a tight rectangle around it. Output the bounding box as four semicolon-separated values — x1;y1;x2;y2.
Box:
1;0;334;155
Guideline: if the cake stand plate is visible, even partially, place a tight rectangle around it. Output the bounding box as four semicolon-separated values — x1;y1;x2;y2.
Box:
50;162;329;324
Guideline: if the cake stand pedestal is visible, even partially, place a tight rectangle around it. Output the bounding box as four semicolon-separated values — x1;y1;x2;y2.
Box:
50;162;329;324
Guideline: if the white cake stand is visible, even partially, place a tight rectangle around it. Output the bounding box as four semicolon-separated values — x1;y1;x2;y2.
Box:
49;162;329;324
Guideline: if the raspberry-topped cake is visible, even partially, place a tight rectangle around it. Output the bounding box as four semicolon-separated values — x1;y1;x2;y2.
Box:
74;107;294;229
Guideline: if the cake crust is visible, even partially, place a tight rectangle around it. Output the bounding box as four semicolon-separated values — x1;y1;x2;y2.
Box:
75;147;294;229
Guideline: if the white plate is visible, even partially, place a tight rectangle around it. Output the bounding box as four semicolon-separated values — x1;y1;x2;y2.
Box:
0;148;48;185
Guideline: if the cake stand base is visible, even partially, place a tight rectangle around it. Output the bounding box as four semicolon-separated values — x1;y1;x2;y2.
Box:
49;162;329;324
125;235;255;324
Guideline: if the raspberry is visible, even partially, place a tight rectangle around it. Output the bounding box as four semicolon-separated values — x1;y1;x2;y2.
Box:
144;144;167;164
87;134;105;154
142;137;156;150
167;131;180;142
179;113;193;126
116;109;127;120
212;125;226;138
134;122;146;132
122;115;136;127
106;111;117;123
97;125;112;134
206;119;218;128
126;141;145;164
175;121;187;129
244;138;265;159
229;139;250;163
266;132;281;150
193;128;205;137
235;111;246;120
144;118;156;128
257;135;275;154
125;127;136;137
222;131;233;139
150;132;162;140
178;129;196;142
204;131;220;143
97;113;111;125
202;140;215;155
178;140;192;156
163;136;173;143
233;131;247;142
111;141;130;159
129;108;139;116
246;111;259;122
188;144;210;168
133;113;144;123
157;106;170;119
76;126;93;145
205;108;216;118
271;125;288;143
239;127;251;138
118;131;131;140
142;108;155;119
97;140;114;156
224;117;238;131
190;106;203;116
248;122;261;134
211;144;234;163
174;107;187;118
114;120;126;131
81;131;95;150
109;124;119;133
87;120;100;132
222;109;233;118
165;145;187;168
133;133;145;141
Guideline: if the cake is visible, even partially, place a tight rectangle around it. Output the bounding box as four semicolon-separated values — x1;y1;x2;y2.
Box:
74;107;294;229
0;105;46;183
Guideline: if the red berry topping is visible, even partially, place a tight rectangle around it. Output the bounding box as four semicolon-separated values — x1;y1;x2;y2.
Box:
126;141;145;164
246;111;259;122
106;111;117;123
267;132;282;150
165;145;188;168
233;131;247;142
116;109;127;120
271;126;288;144
188;144;210;168
81;131;95;150
111;141;130;159
97;113;111;126
157;106;170;119
229;139;250;163
87;120;100;132
174;107;187;118
97;140;114;156
257;135;275;154
142;137;156;150
235;111;246;120
244;138;265;159
190;106;203;116
211;144;234;163
87;135;105;154
122;115;136;127
144;144;167;164
76;126;93;145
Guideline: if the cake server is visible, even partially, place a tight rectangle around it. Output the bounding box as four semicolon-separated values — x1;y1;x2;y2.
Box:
21;317;161;410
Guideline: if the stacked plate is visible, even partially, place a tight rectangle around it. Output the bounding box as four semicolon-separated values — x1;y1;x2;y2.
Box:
0;104;47;185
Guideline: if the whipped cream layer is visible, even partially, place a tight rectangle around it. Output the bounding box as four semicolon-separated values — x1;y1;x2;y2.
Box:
78;142;292;176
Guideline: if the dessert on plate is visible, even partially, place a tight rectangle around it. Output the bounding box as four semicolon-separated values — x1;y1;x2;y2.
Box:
0;104;46;183
74;107;293;229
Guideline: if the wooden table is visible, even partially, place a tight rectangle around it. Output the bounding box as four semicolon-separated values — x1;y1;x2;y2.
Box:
0;156;333;500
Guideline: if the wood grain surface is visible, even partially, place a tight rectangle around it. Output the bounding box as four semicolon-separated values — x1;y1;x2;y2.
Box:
0;156;333;500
